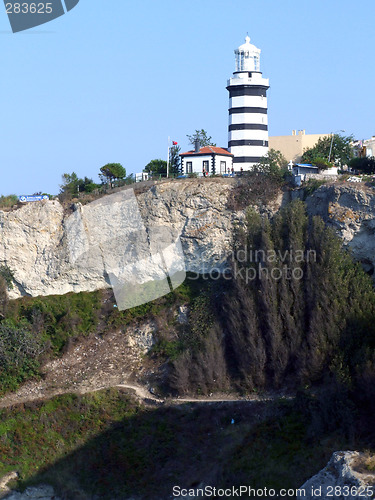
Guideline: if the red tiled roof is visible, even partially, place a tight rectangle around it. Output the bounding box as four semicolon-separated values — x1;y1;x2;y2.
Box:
180;146;233;157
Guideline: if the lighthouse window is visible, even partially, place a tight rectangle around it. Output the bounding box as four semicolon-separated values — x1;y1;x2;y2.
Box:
186;162;192;174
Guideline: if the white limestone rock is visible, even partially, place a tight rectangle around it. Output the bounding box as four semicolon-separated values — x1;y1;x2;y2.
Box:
298;451;375;499
3;484;60;500
2;180;374;301
0;179;242;300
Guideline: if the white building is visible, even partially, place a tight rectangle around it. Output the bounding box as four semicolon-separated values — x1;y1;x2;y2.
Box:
180;143;234;176
227;36;269;170
364;137;375;157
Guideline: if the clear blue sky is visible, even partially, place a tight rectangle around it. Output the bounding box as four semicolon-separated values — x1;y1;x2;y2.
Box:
1;0;374;195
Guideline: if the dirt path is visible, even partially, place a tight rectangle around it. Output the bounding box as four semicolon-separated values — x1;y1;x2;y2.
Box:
0;327;276;409
0;328;149;409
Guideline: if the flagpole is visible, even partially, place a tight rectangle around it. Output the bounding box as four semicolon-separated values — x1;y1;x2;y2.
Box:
167;136;170;178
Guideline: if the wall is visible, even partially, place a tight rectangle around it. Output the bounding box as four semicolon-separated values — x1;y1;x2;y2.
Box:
269;131;329;162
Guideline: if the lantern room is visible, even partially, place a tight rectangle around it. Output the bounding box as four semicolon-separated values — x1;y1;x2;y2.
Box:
234;35;261;73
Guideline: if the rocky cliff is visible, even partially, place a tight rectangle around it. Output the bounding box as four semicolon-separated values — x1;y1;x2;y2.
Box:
0;179;243;300
305;183;375;276
298;451;375;499
0;179;374;300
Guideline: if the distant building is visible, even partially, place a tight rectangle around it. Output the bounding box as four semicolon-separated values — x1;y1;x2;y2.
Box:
227;36;269;170
269;130;330;163
135;172;149;182
351;136;375;159
364;137;375;157
180;142;234;176
292;163;338;186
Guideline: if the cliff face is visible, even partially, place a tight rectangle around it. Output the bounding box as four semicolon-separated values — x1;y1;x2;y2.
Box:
305;183;375;276
0;179;374;300
298;451;375;499
0;179;243;299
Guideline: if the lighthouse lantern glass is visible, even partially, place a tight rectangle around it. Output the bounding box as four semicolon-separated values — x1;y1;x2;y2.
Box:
234;36;261;73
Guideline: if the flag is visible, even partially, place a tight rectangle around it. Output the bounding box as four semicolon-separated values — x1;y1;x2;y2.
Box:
172;141;178;145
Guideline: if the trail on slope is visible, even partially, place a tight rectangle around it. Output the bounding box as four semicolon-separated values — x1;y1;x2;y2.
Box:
0;329;274;409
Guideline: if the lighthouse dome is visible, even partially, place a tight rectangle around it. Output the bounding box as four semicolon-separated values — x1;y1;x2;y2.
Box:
238;35;259;52
235;35;261;72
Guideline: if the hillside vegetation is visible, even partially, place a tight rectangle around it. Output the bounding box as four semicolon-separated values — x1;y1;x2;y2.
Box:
1;196;375;497
0;389;354;499
162;201;375;400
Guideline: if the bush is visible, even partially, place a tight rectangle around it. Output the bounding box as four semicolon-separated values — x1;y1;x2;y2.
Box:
348;156;375;175
303;179;327;199
0;195;18;209
0;265;15;289
0;277;8;317
313;156;333;170
0;321;46;392
228;171;283;210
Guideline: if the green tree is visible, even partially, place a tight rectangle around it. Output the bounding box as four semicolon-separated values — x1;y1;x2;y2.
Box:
78;176;99;193
221;199;375;390
99;163;126;185
254;148;289;182
144;159;167;175
169;144;182;175
186;129;216;147
348;156;375;175
60;173;99;197
301;133;354;167
60;172;79;196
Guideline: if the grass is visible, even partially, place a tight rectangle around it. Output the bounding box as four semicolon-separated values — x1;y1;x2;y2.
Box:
0;389;138;483
4;276;203;352
0;274;213;395
0;389;360;499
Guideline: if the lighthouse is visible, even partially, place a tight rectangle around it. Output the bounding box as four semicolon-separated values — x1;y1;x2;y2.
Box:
227;36;269;170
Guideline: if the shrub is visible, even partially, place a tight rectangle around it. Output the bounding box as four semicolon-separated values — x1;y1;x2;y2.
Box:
0;321;46;392
313;157;333;170
0;265;15;289
348;156;375;175
0;195;18;209
0;277;8;317
227;171;283;210
303;179;327;199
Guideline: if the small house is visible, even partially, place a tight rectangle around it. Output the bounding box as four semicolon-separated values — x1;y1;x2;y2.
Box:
292;163;338;186
180;141;234;176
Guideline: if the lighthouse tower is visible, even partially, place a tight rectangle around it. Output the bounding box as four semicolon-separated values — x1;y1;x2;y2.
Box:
227;36;269;170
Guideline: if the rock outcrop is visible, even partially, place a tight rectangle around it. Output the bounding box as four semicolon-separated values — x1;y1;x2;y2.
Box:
1;179;374;300
3;485;60;500
298;451;375;499
0;179;244;300
305;183;375;278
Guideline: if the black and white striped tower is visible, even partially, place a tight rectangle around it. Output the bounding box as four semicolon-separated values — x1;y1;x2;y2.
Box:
227;36;269;170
